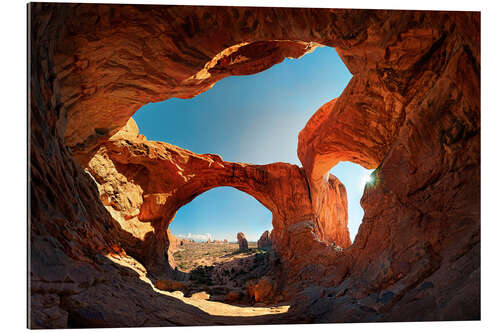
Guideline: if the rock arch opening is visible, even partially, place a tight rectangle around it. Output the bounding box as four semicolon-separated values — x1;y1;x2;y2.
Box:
164;187;278;305
170;187;273;247
144;185;290;306
87;43;359;290
78;31;401;311
122;45;357;293
132;45;351;165
329;162;375;242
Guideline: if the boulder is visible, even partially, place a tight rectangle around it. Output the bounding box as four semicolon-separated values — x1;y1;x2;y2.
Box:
155;279;190;292
190;291;210;300
248;277;276;304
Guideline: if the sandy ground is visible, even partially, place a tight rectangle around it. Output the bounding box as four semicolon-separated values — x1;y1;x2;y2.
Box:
105;252;289;317
173;241;261;272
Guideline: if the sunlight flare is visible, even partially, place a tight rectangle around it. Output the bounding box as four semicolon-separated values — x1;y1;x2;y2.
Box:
361;173;375;188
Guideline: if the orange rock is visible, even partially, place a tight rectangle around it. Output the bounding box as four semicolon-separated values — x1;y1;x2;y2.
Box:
257;230;272;249
155;279;189;292
167;230;181;252
86;120;350;275
247;277;276;304
190;292;210;300
29;3;480;326
254;277;275;303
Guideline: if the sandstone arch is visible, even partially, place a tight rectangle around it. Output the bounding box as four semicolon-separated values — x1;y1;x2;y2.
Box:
29;3;479;327
87;118;349;276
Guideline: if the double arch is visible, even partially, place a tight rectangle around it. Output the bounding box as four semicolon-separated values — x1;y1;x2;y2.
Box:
90;118;350;275
29;3;480;325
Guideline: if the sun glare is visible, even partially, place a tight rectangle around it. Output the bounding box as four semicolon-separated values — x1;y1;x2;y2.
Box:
361;173;375;188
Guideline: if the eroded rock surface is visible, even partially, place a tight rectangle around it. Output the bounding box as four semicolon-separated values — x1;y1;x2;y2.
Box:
296;7;480;323
257;231;272;249
29;3;479;328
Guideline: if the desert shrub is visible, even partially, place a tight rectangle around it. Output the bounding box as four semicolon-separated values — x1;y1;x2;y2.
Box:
232;248;254;255
190;266;213;285
252;252;270;269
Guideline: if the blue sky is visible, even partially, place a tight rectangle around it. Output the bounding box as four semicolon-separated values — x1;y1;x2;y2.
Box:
133;46;372;242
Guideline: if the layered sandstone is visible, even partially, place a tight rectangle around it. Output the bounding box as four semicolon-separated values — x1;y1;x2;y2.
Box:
295;10;480;322
29;3;479;328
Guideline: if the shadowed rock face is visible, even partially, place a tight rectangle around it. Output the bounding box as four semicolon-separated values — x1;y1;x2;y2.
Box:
29;3;479;328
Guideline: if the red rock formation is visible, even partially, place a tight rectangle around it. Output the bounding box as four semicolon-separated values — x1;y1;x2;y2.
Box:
257;230;272;249
155;279;190;292
237;233;249;251
29;3;479;328
248;277;276;304
86;119;347;275
294;13;480;323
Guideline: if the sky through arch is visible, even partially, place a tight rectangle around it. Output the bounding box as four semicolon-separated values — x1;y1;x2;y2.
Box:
133;46;369;242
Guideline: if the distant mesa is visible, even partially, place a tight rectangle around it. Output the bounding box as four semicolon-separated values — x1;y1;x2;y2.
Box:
257;230;272;249
180;239;194;246
237;232;248;250
178;237;231;245
208;239;226;244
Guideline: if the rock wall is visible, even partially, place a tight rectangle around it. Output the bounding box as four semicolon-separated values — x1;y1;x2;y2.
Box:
295;8;480;322
29;3;480;327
